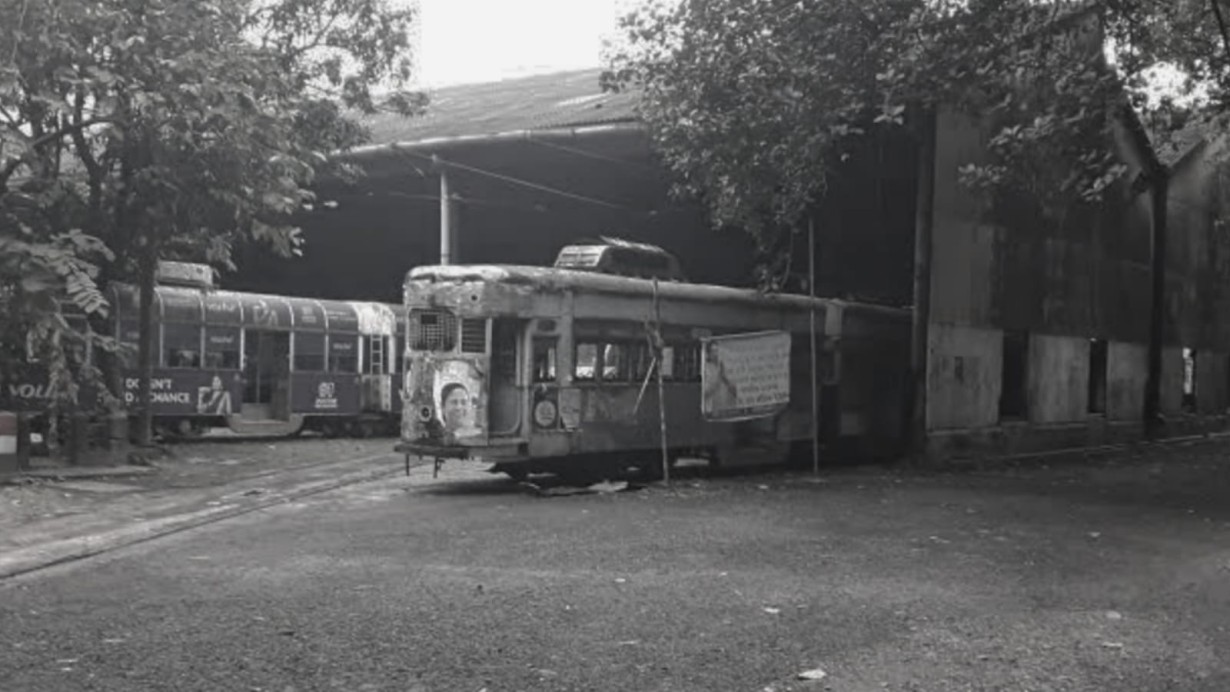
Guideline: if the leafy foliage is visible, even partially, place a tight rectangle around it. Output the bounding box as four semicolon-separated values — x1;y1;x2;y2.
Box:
0;0;420;419
605;0;1230;275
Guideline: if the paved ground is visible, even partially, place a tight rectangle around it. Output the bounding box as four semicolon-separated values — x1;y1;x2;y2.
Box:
2;439;1230;691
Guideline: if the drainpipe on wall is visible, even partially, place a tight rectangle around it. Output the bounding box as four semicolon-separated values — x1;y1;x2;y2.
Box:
1143;167;1170;437
908;105;938;455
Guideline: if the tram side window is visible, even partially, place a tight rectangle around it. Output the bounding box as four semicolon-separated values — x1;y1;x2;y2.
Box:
164;323;201;368
533;338;557;383
660;346;675;379
603;343;630;382
329;334;359;373
204;327;241;369
575;342;598;381
673;343;701;382
630;342;652;382
294;332;326;372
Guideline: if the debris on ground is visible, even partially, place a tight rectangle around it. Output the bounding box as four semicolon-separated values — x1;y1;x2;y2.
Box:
522;480;640;497
796;667;827;681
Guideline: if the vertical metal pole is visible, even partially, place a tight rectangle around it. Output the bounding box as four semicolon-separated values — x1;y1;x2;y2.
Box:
1144;170;1169;436
439;161;453;265
809;218;820;477
909;105;937;453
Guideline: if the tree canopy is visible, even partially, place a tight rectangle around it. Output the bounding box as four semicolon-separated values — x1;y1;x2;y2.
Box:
604;0;1230;257
0;0;419;420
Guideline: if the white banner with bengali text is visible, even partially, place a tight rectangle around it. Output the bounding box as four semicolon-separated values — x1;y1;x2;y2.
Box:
700;330;791;422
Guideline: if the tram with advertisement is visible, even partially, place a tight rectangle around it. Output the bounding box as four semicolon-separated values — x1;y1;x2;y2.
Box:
1;261;406;440
396;238;913;480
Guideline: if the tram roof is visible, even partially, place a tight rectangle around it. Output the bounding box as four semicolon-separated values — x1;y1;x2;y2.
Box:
405;264;911;319
111;283;404;332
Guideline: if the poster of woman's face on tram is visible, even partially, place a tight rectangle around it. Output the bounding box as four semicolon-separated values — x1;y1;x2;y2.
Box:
431;359;485;442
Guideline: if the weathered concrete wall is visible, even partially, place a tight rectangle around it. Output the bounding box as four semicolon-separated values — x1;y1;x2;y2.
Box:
1159;346;1186;417
1167;139;1230;352
1027;334;1088;424
1106;342;1147;422
919;97;1230;455
929;110;993;327
925;324;1000;431
1196;350;1229;414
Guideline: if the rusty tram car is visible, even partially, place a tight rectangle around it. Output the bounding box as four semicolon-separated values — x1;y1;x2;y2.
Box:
397;239;913;479
5;262;406;440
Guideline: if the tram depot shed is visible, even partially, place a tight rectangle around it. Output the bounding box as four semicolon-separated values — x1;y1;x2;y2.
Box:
227;67;1230;460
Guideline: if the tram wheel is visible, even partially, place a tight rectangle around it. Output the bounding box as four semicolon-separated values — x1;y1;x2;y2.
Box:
177;419;205;439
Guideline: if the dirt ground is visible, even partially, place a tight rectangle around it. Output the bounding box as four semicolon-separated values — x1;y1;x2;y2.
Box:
3;437;1230;691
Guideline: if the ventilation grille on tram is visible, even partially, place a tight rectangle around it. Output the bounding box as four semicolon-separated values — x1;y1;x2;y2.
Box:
409;309;457;351
460;318;488;354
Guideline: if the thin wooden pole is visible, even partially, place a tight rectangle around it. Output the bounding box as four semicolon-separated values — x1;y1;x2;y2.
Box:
653;278;669;484
809;218;820;476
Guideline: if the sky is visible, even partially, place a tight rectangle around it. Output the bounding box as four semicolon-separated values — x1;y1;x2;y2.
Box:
416;0;632;87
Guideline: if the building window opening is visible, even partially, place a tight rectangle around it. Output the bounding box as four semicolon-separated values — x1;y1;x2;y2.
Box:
999;330;1028;420
1183;347;1197;413
1088;338;1108;414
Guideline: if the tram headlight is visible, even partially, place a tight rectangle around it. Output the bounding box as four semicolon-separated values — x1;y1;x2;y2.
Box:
533;399;558;428
418;405;434;422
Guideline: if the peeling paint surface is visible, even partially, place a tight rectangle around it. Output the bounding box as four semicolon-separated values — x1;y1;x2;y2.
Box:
402;354;488;446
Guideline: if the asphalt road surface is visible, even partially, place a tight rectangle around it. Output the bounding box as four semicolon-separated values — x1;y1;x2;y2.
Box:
3;442;1230;692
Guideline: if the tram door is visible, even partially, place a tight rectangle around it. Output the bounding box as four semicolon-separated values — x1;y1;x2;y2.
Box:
242;330;291;420
488;319;522;436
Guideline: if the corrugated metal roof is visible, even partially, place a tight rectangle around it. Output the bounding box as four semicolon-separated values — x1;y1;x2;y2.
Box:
361;68;641;146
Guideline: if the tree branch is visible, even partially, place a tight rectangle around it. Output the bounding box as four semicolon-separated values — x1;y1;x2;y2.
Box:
0;116;115;186
1211;0;1230;65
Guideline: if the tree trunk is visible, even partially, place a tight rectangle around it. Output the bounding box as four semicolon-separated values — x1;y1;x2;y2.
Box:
134;241;157;446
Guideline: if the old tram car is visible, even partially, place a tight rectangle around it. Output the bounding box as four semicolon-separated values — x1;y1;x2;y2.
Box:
110;264;406;438
397;239;912;479
4;261;406;439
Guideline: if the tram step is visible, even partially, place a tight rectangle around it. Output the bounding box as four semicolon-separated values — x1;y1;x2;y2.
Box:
224;417;304;438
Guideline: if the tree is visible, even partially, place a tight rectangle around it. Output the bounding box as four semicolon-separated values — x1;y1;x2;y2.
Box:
603;0;1230;267
1;0;422;445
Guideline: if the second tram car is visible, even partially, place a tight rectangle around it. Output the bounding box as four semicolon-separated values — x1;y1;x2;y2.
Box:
397;240;912;479
2;262;406;440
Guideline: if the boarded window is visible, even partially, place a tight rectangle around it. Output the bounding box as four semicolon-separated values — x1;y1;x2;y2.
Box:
999;331;1028;420
603;343;629;382
460;318;487;354
533;338;557;383
1087;339;1107;414
575;342;598;381
204;327;241;370
164;323;201;368
328;335;358;373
